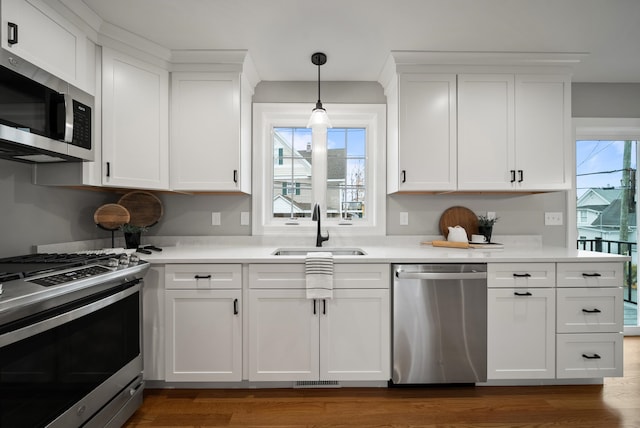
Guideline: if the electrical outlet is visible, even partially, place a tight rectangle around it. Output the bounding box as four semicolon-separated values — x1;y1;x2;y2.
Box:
400;212;409;226
544;212;563;226
211;212;221;226
240;211;250;226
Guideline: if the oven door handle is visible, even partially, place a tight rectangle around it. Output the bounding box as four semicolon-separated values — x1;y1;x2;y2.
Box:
395;271;487;280
0;283;139;347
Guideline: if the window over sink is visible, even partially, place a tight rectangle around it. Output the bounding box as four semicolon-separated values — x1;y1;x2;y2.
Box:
253;104;386;236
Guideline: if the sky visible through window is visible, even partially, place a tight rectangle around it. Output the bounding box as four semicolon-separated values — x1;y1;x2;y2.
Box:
576;140;637;198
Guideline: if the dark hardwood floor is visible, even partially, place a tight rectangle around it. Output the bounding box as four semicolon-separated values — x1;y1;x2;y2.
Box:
124;337;640;427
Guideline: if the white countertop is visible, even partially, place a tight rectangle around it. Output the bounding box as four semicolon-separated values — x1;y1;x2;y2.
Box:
117;236;631;264
37;235;631;264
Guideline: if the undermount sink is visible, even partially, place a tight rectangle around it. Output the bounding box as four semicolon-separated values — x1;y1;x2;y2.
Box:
272;247;366;256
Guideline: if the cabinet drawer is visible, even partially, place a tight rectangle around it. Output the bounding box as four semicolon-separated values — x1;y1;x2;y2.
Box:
557;288;623;333
249;264;390;289
556;333;623;378
165;264;242;289
488;263;555;288
556;262;623;288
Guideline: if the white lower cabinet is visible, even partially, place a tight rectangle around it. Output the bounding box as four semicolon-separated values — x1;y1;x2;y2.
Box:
164;264;242;382
487;287;556;379
487;263;556;380
248;264;390;382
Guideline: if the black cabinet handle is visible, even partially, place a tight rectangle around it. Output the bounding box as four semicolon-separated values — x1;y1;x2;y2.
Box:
322;299;326;315
7;22;18;45
106;162;111;177
510;170;516;183
233;298;239;315
582;353;601;360
582;273;602;277
513;273;532;278
194;274;211;279
401;170;406;183
313;299;317;315
518;169;524;183
233;169;238;183
514;291;533;296
582;308;602;314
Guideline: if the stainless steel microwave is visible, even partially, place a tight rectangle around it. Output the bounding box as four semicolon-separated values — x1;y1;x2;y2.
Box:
0;49;93;163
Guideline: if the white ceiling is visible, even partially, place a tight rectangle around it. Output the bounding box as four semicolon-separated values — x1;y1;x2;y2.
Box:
79;0;640;83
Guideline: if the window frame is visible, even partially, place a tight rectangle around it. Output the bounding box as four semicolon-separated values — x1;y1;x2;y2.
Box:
252;103;386;236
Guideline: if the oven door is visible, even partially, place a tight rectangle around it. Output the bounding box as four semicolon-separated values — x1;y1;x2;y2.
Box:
0;281;142;428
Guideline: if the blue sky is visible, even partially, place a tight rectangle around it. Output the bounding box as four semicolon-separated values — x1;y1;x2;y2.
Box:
576;140;637;198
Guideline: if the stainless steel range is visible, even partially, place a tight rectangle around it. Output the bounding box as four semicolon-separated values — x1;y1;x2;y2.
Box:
0;251;149;428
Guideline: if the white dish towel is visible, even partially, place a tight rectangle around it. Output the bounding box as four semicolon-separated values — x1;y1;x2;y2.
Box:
305;251;334;299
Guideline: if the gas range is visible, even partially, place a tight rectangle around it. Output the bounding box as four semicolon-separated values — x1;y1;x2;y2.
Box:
0;250;149;326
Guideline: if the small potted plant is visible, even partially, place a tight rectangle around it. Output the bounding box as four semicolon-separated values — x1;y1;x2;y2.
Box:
120;223;148;249
477;215;499;243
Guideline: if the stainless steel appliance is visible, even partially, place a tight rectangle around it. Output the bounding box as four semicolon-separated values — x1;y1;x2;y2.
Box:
392;264;487;384
0;251;149;427
0;48;93;163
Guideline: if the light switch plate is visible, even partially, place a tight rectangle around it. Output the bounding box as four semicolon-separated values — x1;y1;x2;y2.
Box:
400;212;409;226
240;211;250;226
211;212;221;226
544;212;563;226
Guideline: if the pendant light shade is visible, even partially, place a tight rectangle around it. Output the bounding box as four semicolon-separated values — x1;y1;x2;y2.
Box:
307;52;331;130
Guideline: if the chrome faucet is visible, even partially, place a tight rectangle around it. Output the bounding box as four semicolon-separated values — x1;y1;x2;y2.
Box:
312;203;330;247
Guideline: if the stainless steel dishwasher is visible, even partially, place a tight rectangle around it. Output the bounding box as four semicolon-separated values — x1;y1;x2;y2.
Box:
392;264;487;384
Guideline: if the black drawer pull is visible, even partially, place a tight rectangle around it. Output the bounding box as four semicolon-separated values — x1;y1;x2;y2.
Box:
313;299;317;315
582;273;602;277
582;308;602;314
401;170;406;183
233;169;238;183
233;298;239;315
513;273;532;278
510;170;516;183
7;22;18;45
518;169;524;183
582;353;601;360
194;274;212;279
514;291;532;296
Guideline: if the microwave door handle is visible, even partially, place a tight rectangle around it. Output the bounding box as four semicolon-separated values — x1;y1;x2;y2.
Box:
63;93;74;142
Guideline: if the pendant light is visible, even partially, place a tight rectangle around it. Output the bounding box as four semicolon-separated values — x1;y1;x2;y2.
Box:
307;52;332;130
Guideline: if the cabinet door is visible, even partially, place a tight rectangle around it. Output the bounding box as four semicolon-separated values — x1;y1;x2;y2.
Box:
556;333;623;378
248;289;319;381
320;289;390;381
1;0;86;87
487;288;555;379
102;47;169;190
457;74;515;191
170;72;241;191
165;289;241;381
514;74;570;190
397;73;457;191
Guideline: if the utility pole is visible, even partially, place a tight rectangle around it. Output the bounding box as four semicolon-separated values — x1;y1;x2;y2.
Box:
619;140;632;250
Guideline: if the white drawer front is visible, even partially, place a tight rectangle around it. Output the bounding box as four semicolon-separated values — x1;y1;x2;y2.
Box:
556;333;623;378
249;264;389;289
488;263;555;288
556;262;623;288
165;264;242;289
556;288;623;333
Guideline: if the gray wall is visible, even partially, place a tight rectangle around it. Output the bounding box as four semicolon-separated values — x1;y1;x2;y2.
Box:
0;159;112;257
2;82;640;255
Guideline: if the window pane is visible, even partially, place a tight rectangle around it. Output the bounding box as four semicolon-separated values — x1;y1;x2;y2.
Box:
327;127;366;220
272;127;313;219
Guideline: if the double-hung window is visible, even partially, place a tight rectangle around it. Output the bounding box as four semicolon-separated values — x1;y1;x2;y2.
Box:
253;103;386;235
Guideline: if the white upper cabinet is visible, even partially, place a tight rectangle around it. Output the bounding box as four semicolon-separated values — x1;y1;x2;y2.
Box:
380;52;574;193
457;74;515;190
170;71;251;192
514;74;571;191
1;0;89;91
101;47;169;190
387;73;457;192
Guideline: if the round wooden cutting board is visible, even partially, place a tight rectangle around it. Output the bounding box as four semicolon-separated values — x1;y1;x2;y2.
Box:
118;191;163;227
94;203;130;231
439;206;479;240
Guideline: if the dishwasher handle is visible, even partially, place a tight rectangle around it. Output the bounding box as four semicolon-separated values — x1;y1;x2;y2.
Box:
395;270;487;280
